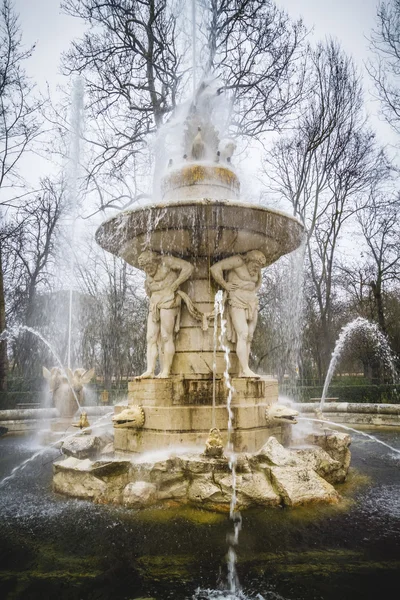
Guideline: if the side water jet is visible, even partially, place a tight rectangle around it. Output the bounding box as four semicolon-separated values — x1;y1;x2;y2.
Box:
0;325;83;413
298;417;400;456
0;410;114;488
320;317;398;411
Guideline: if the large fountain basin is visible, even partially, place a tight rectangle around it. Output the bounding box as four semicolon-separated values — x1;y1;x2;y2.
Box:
95;200;304;268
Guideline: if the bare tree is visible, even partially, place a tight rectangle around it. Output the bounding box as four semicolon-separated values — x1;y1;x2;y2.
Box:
357;193;400;333
75;239;147;386
0;0;42;390
60;0;307;214
199;0;307;138
368;0;400;134
266;40;387;377
4;179;64;377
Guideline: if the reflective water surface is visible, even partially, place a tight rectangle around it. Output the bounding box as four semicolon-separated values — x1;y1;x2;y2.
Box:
0;429;399;600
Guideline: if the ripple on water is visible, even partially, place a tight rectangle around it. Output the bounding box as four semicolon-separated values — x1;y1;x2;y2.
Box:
192;589;286;600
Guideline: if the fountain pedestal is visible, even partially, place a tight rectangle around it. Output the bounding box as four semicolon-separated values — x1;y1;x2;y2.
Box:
114;376;288;453
95;164;304;454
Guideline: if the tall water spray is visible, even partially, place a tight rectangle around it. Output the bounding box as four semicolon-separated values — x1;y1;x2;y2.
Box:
320;317;398;411
66;78;84;369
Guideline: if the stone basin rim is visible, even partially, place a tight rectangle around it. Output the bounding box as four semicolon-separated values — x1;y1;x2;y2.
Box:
96;198;304;229
96;199;305;268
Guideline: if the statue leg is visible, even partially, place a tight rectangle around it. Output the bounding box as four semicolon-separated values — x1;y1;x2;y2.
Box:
157;308;177;378
230;308;259;378
136;313;159;378
247;309;258;370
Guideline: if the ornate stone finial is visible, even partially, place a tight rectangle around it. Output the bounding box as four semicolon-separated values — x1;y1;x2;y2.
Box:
218;139;237;164
112;406;145;429
204;427;224;458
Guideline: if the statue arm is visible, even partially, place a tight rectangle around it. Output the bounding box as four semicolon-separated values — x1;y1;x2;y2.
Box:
165;256;194;291
210;256;243;290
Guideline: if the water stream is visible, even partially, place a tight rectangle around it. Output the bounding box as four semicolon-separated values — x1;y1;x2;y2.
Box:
0;410;114;488
320;317;398;411
0;325;83;412
298;417;400;456
215;290;242;595
66;77;85;369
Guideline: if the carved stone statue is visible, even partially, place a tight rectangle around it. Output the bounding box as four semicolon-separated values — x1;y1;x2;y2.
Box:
137;251;194;379
43;366;95;418
210;250;267;377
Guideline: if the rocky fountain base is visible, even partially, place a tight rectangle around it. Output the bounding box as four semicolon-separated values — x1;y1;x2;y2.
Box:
53;422;351;511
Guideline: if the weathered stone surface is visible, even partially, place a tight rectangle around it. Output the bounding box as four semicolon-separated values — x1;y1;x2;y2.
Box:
254;436;299;467
157;479;189;501
239;472;280;506
52;432;350;510
100;442;115;455
61;435;101;459
306;431;351;474
53;468;107;500
294;447;345;484
188;475;226;505
269;466;340;507
123;481;157;507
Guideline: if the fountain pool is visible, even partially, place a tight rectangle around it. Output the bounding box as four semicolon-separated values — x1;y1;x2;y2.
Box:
0;429;399;600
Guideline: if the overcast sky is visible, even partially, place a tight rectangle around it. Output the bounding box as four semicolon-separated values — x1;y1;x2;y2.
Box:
14;0;383;101
11;0;396;189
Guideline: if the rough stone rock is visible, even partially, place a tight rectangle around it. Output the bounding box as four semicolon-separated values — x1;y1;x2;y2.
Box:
294;447;346;484
254;436;300;467
123;481;157;507
188;475;227;505
269;466;340;507
100;442;115;455
55;456;94;471
157;479;189;500
306;431;351;473
53;468;107;500
61;435;101;459
239;472;280;506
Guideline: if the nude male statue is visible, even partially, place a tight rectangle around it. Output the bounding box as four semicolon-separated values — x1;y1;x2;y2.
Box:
210;250;267;378
137;251;194;379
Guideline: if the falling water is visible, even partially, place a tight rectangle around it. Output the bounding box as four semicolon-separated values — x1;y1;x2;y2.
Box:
298;417;400;455
215;290;242;595
211;292;220;428
191;0;197;97
320;317;398;411
66;77;85;369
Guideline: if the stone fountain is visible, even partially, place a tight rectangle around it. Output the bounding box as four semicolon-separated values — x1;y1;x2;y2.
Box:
52;88;351;510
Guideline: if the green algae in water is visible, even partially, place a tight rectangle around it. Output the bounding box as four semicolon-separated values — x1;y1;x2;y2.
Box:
131;505;226;525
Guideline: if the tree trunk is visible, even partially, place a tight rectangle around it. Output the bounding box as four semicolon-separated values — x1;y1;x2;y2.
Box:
0;246;8;392
370;280;386;334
